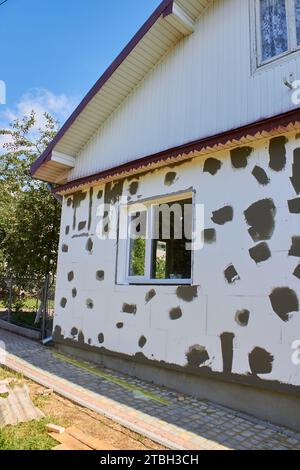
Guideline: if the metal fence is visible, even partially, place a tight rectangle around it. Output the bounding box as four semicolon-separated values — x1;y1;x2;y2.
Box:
0;274;55;339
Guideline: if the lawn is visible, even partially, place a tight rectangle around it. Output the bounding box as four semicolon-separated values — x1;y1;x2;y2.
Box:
0;298;54;313
0;298;38;311
0;296;54;329
0;419;57;451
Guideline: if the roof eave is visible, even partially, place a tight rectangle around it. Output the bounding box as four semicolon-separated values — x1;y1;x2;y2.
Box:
52;108;300;196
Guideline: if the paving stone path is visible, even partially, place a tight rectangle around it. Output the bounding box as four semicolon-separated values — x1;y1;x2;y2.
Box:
0;329;299;450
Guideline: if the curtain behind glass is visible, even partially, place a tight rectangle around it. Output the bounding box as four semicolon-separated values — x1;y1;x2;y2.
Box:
260;0;288;61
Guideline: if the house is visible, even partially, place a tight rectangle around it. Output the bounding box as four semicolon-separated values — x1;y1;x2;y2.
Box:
31;0;300;431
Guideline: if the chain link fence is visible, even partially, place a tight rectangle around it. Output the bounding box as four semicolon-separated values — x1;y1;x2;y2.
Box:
0;274;55;339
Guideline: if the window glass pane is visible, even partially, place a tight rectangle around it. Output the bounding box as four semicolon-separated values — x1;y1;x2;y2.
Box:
152;241;167;280
151;199;192;280
260;0;288;62
128;212;147;277
295;0;300;45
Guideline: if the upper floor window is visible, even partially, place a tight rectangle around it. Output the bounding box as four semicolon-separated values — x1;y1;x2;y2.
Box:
256;0;300;66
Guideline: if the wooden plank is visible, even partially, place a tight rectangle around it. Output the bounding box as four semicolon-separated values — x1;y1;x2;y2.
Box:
65;426;116;451
49;432;92;451
46;423;65;434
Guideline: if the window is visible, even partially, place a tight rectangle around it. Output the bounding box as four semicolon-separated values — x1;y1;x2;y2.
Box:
118;193;193;285
255;0;300;66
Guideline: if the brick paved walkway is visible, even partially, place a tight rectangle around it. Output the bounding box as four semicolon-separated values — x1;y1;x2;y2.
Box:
0;329;300;450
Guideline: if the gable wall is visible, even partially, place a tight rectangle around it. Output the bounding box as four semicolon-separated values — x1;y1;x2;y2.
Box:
68;0;300;182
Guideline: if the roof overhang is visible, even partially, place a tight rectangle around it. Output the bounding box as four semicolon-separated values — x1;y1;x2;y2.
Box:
30;0;205;184
52;108;300;196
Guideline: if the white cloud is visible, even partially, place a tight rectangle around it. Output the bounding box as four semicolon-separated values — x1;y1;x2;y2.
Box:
0;88;79;153
1;88;78;129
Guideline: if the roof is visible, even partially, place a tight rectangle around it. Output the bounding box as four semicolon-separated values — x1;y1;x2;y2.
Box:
52;107;300;195
30;0;210;183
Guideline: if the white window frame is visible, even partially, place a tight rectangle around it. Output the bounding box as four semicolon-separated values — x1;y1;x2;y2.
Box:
117;191;194;286
253;0;300;68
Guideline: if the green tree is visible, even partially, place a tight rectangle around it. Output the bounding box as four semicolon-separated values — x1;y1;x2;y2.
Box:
0;112;61;291
130;238;146;277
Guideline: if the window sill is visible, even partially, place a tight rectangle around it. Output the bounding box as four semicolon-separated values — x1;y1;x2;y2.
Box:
122;279;192;286
253;47;300;75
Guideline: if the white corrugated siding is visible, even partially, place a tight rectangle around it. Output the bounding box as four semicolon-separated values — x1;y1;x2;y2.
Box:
69;0;300;181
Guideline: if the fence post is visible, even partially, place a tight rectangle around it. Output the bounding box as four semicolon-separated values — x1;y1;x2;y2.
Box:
41;274;49;340
7;276;13;324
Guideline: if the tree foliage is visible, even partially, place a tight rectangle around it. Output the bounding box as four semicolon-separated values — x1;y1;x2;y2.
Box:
130;238;146;277
0;112;61;290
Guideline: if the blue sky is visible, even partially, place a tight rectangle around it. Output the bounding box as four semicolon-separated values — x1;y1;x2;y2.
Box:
0;0;159;131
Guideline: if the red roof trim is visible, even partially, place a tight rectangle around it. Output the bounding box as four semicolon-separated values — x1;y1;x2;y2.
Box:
53;107;300;194
30;0;173;177
162;0;174;17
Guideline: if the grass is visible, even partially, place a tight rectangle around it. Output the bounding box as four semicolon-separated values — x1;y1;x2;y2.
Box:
0;366;23;382
0;298;54;314
53;352;172;406
0;298;38;311
0;297;55;330
0;418;57;450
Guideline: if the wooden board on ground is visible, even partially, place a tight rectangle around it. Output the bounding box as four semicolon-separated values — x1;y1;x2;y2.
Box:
66;426;116;450
49;432;92;450
49;427;116;451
